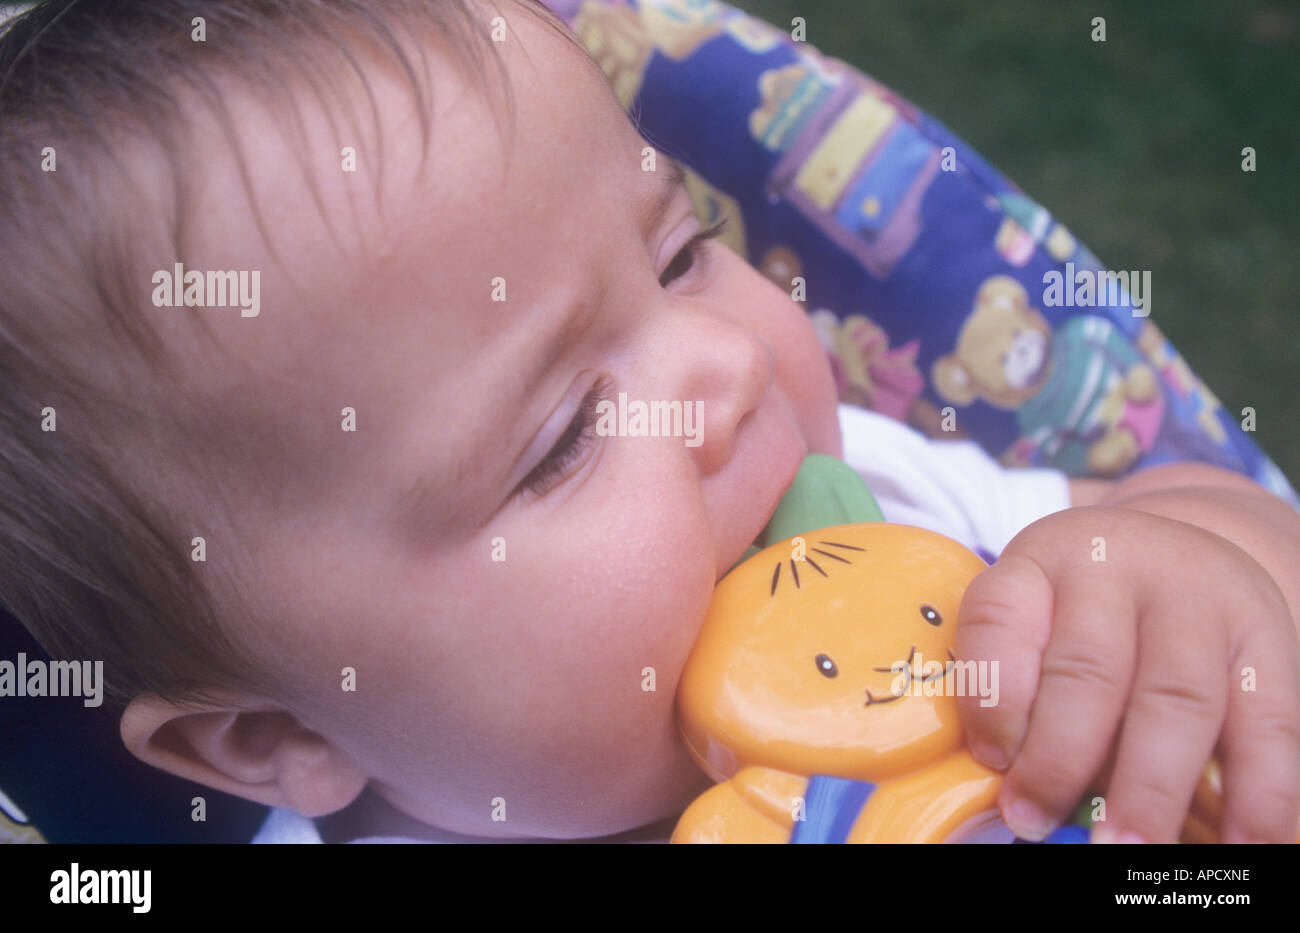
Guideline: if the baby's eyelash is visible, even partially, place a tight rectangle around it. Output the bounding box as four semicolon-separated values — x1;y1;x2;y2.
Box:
659;215;730;287
515;375;614;499
511;217;730;502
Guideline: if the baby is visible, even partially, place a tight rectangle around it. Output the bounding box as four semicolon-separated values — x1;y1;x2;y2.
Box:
1;0;1297;844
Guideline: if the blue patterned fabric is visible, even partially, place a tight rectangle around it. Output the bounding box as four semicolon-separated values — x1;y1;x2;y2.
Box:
544;0;1298;505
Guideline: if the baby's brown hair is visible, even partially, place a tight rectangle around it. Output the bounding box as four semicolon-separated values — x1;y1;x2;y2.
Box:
0;0;579;711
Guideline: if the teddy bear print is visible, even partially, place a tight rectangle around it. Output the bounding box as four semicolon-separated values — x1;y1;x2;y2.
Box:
931;275;1165;476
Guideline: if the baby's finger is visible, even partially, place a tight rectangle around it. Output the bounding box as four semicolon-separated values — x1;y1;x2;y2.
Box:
954;553;1052;771
1218;611;1300;843
1095;604;1225;844
998;574;1136;840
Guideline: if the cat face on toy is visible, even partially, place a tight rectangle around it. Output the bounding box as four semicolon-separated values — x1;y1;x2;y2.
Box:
677;522;989;784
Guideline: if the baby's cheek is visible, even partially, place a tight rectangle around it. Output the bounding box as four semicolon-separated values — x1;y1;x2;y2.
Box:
601;578;712;704
714;248;839;453
774;307;842;455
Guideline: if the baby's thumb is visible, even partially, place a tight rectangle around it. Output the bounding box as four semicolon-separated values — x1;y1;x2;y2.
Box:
953;552;1055;770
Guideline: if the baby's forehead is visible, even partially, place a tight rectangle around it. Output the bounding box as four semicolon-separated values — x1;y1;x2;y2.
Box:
149;8;649;479
183;7;636;275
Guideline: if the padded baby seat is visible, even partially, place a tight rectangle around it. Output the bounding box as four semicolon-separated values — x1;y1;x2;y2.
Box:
1;0;1295;843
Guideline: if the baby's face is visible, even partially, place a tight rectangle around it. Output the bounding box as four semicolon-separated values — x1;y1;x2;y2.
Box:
153;7;840;838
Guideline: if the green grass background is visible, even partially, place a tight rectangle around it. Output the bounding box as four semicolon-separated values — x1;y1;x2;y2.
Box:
735;0;1299;481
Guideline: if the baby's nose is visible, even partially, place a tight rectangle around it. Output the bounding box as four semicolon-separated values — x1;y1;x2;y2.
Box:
675;317;774;475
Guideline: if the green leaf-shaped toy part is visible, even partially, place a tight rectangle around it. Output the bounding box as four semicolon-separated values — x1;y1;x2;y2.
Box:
760;453;884;545
727;455;884;573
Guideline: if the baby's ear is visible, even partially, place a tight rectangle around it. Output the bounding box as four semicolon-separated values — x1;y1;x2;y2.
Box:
119;694;368;818
931;354;977;405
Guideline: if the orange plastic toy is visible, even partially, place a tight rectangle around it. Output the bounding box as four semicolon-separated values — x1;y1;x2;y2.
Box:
675;517;1008;843
673;455;1292;844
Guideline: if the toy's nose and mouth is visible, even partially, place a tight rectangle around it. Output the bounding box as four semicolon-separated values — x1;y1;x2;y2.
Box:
863;645;957;707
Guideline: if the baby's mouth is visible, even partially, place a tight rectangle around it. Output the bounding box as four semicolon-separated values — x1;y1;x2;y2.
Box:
718;532;766;583
722;454;886;581
718;460;804;581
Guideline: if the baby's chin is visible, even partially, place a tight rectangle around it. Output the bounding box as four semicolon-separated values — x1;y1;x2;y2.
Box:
362;741;711;841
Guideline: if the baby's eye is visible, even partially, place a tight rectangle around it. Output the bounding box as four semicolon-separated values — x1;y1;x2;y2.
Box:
815;653;838;678
513;376;612;499
658;216;729;288
920;604;942;626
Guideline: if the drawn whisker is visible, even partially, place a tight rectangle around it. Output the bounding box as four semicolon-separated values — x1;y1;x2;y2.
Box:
810;548;851;564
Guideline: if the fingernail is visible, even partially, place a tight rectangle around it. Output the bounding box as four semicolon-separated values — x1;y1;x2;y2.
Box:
1092;825;1147;844
1006;798;1054;841
969;739;1009;771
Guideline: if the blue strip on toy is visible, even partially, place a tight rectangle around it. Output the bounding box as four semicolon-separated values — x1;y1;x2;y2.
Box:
789;774;877;844
791;772;1088;843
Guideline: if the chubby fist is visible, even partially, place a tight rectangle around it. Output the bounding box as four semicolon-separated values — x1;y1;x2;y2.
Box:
955;505;1300;843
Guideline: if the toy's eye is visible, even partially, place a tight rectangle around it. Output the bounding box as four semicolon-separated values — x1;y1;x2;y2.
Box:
815;654;838;678
920;604;942;626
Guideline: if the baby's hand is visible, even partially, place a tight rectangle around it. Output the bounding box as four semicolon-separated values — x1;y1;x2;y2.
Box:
954;505;1300;843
